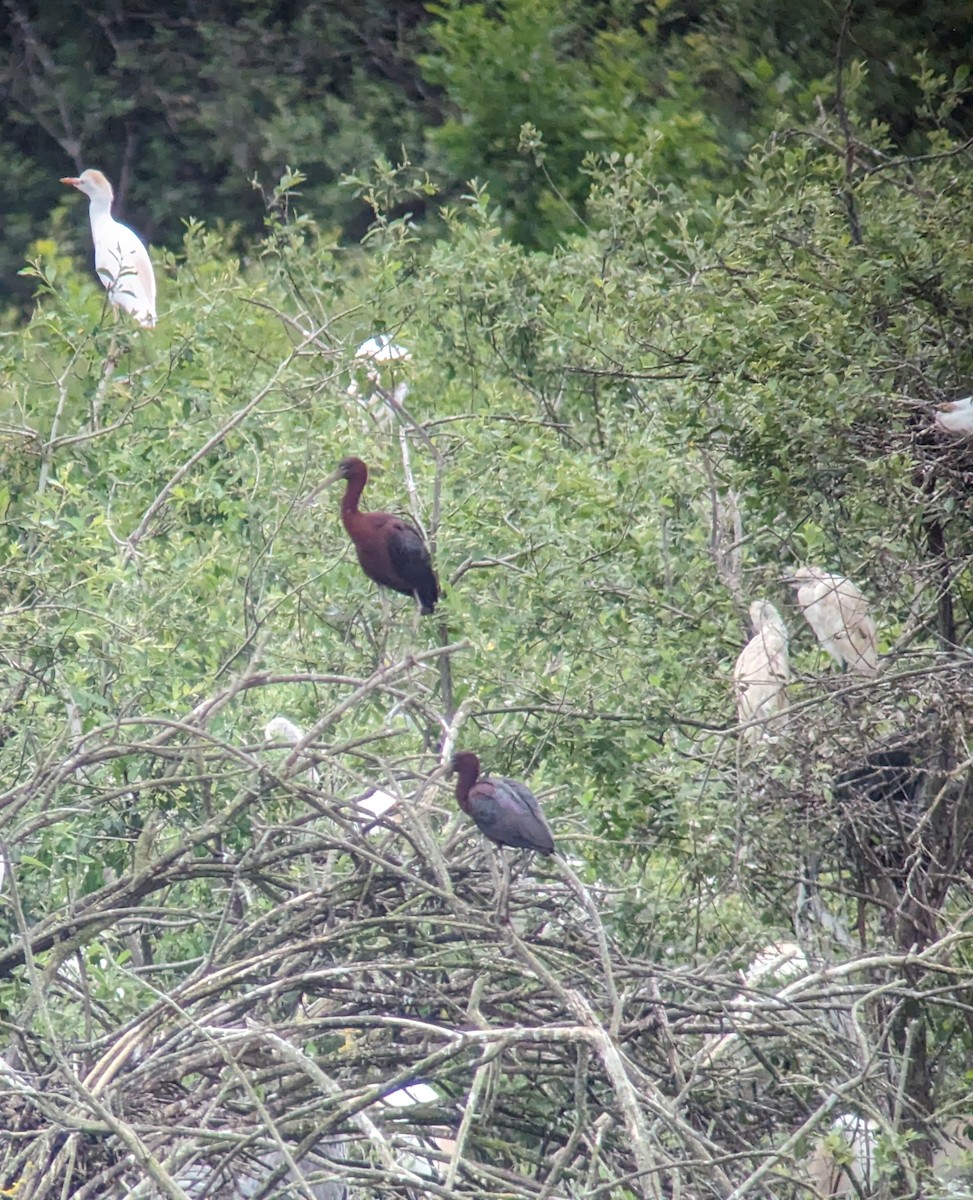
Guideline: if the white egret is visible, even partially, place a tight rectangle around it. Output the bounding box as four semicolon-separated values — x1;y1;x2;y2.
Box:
349;335;412;424
743;941;808;987
934;396;973;436
383;1083;438;1107
806;1113;879;1198
264;716;319;785
733;600;789;742
355;334;411;364
60;169;156;328
784;568;879;676
698;939;808;1067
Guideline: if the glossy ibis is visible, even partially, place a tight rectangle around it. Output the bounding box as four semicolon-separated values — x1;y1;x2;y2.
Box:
60;169;156;327
833;748;924;874
733;600;789;742
451;751;555;855
314;456;440;615
783;568;878;676
833;748;919;811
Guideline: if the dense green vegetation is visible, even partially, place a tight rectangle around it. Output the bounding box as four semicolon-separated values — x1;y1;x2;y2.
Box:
0;3;972;1197
1;0;970;307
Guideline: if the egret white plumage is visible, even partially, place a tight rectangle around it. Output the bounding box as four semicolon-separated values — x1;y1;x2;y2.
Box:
349;335;412;422
806;1113;879;1198
733;600;789;742
355;334;411;365
784;568;879;676
383;1083;438;1107
264;716;319;785
698;938;808;1067
60;169;156;328
934;396;973;436
743;941;808;987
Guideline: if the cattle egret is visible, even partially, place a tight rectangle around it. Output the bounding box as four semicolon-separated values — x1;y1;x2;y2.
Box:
264;716;319;786
350;337;412;422
355;334;411;364
60;169;156;328
383;1083;438;1107
934;396;973;436
784;568;879;676
380;1082;455;1180
743;941;808;987
698;939;809;1067
806;1113;879;1198
733;600;789;742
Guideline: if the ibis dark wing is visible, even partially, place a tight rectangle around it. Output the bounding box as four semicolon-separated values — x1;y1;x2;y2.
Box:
834;749;920;809
469;776;555;855
500;777;546;817
387;520;440;614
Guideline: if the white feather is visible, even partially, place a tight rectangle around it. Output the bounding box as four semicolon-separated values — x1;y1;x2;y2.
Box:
355;334;411;363
358;789;398;818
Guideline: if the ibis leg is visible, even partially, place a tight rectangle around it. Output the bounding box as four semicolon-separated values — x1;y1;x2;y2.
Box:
374;589;391;665
496;849;511;923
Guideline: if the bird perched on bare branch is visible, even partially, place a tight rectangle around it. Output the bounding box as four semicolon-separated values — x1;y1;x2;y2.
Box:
451;752;555;855
60;169;156;327
305;456;440;615
451;751;555;918
733;600;789;742
264;715;319;786
783;568;879;676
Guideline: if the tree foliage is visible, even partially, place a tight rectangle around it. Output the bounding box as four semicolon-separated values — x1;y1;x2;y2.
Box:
1;13;973;1200
0;0;970;308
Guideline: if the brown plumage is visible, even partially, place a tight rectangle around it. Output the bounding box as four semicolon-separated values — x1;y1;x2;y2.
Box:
451;751;555;855
317;456;440;614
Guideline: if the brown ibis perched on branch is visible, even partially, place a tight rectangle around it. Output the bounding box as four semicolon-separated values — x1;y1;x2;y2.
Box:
311;456;440;615
451;752;555;855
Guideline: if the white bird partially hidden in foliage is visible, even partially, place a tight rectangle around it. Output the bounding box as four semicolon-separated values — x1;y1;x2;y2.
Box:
355;334;411;365
743;941;808;987
806;1113;879;1199
784;568;879;676
61;169;156;328
264;716;319;786
934;396;973;436
733;600;789;742
348;335;413;424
